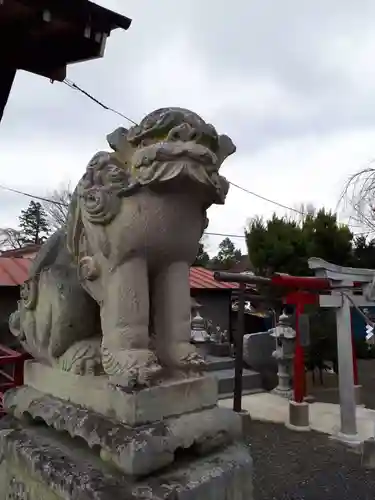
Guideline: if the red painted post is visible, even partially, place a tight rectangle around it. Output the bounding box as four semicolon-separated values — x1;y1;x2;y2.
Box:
284;290;318;403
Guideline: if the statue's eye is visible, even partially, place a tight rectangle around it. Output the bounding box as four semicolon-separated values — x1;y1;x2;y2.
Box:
168;130;180;141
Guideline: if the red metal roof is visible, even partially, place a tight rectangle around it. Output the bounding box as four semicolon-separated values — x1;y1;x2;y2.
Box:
189;267;239;290
0;244;41;257
0;259;240;290
0;258;31;286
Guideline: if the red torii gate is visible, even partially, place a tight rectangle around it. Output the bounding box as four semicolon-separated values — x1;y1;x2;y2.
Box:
215;269;360;440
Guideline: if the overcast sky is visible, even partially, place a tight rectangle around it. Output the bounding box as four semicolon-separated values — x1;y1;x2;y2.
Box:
1;1;375;254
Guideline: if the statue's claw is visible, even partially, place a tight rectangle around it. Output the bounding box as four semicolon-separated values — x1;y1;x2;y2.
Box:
58;339;103;376
102;347;163;389
163;342;207;372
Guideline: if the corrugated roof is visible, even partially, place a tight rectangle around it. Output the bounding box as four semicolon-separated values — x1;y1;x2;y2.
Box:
189;267;238;289
0;259;241;290
0;244;41;257
0;258;31;286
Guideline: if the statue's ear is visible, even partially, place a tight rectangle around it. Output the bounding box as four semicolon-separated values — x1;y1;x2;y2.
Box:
107;127;135;165
217;134;236;168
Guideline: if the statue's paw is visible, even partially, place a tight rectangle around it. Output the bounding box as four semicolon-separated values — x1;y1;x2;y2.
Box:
167;342;207;372
58;339;103;376
102;347;163;389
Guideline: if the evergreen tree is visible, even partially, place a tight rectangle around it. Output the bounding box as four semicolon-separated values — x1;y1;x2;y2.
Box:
245;209;354;276
18;201;51;245
193;240;210;267
210;237;242;270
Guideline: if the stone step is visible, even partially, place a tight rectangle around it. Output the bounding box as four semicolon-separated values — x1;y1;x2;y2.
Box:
204;355;235;372
208;368;263;396
218;387;264;400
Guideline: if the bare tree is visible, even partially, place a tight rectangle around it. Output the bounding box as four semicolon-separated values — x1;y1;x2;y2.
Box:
289;202;316;226
42;182;72;231
340;166;375;234
0;228;23;250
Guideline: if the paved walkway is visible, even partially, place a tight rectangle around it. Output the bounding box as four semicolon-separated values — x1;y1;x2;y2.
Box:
220;392;375;442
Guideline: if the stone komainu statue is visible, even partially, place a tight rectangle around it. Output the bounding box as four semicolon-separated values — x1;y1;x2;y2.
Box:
9;107;235;388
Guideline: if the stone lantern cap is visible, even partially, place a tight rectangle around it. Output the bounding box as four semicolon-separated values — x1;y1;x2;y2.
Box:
270;312;296;339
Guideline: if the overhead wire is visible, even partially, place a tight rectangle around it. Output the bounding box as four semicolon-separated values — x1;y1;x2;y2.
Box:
59;79;309;216
1;183;372;238
63;79;138;126
0;78;373;240
62;78;375;231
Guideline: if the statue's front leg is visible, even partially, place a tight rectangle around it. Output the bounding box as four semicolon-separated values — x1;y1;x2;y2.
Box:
152;262;205;371
100;257;162;388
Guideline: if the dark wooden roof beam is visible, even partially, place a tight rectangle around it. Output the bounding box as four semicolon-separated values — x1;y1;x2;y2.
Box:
0;0;132;120
0;0;132;32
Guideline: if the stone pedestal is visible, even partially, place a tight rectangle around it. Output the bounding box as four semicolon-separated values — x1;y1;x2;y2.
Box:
207;342;232;357
0;361;253;499
362;438;375;468
286;400;310;432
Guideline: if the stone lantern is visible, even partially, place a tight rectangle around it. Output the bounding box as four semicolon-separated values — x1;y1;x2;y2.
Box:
190;299;210;345
270;310;296;399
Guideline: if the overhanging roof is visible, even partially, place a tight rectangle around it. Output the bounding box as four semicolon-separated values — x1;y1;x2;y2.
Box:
0;257;32;286
0;0;132;80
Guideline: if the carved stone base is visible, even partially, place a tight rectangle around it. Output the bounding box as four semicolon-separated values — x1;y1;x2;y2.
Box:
0;414;253;500
0;363;253;498
271;387;293;400
23;360;217;426
4;386;241;477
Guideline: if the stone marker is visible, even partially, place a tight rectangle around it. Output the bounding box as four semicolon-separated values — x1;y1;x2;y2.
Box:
2;107;253;499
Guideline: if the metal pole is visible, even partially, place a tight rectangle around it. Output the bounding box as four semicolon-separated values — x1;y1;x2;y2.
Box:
233;282;245;413
214;271;271;285
336;292;358;438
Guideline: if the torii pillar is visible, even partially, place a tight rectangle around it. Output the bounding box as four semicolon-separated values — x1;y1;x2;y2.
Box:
309;257;375;443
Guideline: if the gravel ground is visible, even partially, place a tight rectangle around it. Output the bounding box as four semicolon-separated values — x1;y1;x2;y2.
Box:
246;420;375;500
242;358;375;499
358;359;375;410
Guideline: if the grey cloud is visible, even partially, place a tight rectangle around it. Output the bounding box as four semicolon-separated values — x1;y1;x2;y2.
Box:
2;0;375;153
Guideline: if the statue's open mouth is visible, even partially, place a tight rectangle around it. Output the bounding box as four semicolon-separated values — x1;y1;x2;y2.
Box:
127;140;227;204
131;140;218;170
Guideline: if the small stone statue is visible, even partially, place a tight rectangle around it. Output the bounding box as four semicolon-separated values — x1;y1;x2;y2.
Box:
220;329;229;344
9;107;235;389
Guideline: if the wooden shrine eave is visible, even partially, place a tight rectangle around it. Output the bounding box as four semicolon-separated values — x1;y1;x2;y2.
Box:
0;0;132;80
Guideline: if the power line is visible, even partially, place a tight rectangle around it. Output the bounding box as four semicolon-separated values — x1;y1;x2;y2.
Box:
57;78;375;228
3;181;367;234
1;79;373;239
229;181;304;214
1;183;373;241
63;79;138;126
0;184;246;239
59;78;313;216
205;232;245;239
0;184;67;206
